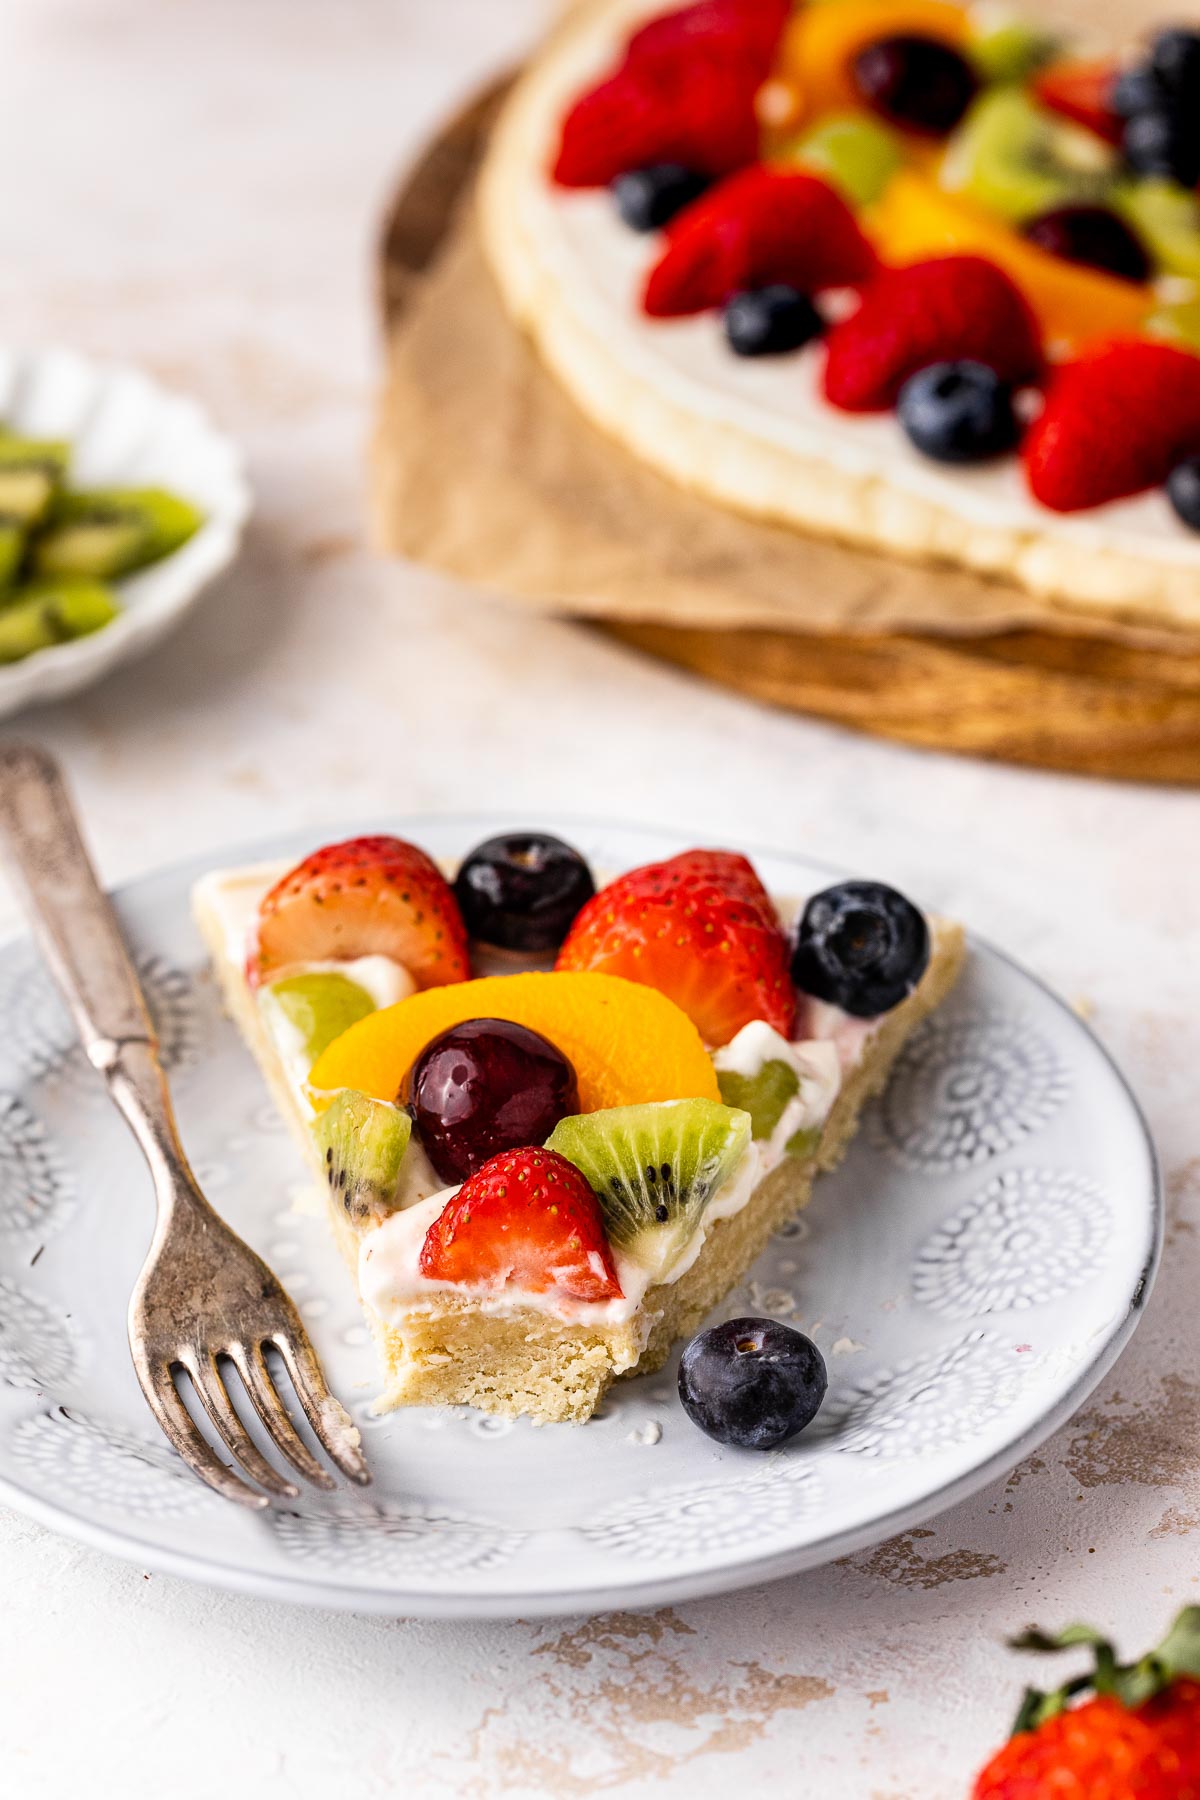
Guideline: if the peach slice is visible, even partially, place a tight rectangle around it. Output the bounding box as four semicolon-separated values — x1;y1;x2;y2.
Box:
866;171;1153;348
772;0;971;132
309;970;721;1115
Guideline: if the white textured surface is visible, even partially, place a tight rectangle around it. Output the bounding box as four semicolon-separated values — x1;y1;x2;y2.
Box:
1;2;1198;1796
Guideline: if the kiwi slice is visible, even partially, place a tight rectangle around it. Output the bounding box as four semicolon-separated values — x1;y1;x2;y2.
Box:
716;1061;800;1142
0;433;69;526
782;113;903;207
313;1090;413;1227
1115;179;1200;281
0;521;24;592
0;578;118;663
1147;295;1200;353
968;17;1060;84
261;972;376;1070
32;486;203;580
546;1098;752;1281
942;89;1117;224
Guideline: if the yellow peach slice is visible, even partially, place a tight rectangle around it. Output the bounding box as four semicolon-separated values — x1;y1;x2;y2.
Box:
774;0;971;131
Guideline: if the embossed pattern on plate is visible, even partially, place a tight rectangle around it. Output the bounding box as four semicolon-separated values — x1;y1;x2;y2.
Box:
0;820;1161;1617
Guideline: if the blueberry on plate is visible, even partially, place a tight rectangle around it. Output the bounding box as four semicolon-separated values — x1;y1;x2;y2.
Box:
612;164;709;232
897;360;1020;464
1167;456;1200;531
723;286;825;357
792;879;930;1018
678;1317;827;1450
454;832;595;953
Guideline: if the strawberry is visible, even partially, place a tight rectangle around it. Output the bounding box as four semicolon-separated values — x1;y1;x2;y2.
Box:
1032;58;1124;148
627;0;791;70
555;848;795;1047
553;57;762;189
822;255;1044;412
418;1146;623;1303
1025;338;1200;512
642;167;876;317
973;1606;1200;1800
248;835;470;991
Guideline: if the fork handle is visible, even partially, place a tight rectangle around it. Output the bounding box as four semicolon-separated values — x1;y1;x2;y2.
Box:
0;743;157;1066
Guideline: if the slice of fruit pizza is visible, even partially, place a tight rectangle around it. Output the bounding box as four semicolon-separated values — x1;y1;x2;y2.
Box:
479;0;1200;626
194;832;963;1423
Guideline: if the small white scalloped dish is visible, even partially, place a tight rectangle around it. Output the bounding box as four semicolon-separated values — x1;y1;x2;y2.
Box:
0;347;250;716
0;820;1162;1618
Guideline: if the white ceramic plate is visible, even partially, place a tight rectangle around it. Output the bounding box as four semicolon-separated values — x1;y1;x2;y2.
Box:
0;347;250;716
0;819;1160;1617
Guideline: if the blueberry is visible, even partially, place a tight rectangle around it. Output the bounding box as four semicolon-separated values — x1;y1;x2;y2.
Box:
792;879;930;1018
1022;205;1151;284
852;33;978;136
723;286;825;357
678;1318;827;1450
1111;62;1167;118
454;832;595;953
897;360;1020;465
1167;456;1200;531
1123;109;1200;187
1149;27;1200;101
612;164;709;232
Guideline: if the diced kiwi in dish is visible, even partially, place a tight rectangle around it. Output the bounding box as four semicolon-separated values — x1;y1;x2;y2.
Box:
0;578;118;663
32;486;203;580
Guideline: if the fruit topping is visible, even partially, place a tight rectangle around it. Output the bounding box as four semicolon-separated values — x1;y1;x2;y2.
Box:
967;17;1059;86
0;431;69;525
309;970;721;1115
852;33;978;136
313;1090;413;1227
1123;108;1200;189
0;524;23;592
1112;28;1200;189
642;167;875;318
792;880;930;1018
453;831;595;954
822;254;1042;413
724;285;825;357
613;163;711;231
0;579;118;663
1024;338;1200;512
1022;204;1150;282
942;90;1118;227
780;113;902;208
546;1097;751;1280
408;1017;579;1185
1116;178;1200;281
677;1317;827;1449
775;0;970;129
1149;294;1200;354
626;0;791;71
867;172;1152;345
32;487;202;580
248;835;470;991
711;1028;841;1152
260;971;376;1067
1167;456;1200;532
1032;58;1123;146
418;1146;623;1304
556;848;795;1046
897;360;1021;463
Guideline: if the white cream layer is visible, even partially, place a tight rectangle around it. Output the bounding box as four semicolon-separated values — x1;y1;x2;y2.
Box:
511;0;1200;565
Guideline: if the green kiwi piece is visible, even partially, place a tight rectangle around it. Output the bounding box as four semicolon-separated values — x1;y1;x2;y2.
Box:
0;578;118;663
968;17;1060;84
313;1090;413;1227
0;521;25;593
261;972;376;1070
0;432;70;526
546;1098;752;1281
781;113;903;207
1147;295;1200;353
942;89;1117;224
717;1061;800;1142
32;486;203;580
1114;179;1200;281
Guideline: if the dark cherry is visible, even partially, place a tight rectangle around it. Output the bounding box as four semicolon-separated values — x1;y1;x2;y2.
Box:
851;33;978;136
407;1018;578;1184
1022;205;1151;284
454;832;595;954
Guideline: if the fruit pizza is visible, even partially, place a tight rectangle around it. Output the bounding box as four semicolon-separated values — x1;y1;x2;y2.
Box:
194;830;963;1431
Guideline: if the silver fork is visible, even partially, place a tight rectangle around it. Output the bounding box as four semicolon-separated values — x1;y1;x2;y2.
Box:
0;743;370;1509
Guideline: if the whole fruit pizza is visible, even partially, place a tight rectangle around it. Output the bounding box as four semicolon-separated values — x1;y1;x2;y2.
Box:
194;832;963;1437
478;0;1200;626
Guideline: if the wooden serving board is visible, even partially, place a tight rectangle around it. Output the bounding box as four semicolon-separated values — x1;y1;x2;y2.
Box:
377;79;1200;784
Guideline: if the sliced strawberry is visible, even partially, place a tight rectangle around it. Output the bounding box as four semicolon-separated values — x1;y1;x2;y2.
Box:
642;167;876;317
248;835;470;990
627;0;791;70
553;57;761;188
1024;337;1200;512
1032;58;1124;148
822;255;1044;412
419;1146;623;1303
555;847;795;1047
